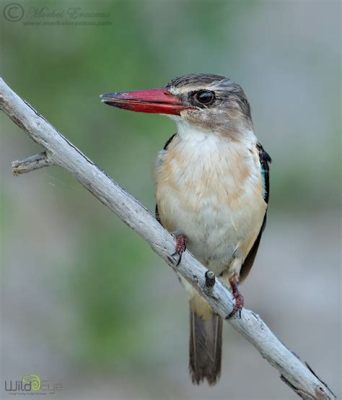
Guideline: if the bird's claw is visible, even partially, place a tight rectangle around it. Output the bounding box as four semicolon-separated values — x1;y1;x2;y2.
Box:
227;292;244;319
227;276;244;319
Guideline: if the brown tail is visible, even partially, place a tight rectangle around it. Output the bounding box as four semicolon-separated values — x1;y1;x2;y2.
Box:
189;298;222;385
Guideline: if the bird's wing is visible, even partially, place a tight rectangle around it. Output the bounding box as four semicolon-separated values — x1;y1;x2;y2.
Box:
155;133;177;224
239;143;271;282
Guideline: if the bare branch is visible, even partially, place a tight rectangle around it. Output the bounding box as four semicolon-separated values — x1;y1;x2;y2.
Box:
0;77;335;399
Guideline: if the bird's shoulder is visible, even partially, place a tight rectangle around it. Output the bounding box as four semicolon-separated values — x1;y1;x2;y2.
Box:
256;142;271;204
240;141;271;281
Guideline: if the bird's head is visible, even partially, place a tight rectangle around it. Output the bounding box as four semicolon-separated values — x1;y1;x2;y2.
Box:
101;73;253;139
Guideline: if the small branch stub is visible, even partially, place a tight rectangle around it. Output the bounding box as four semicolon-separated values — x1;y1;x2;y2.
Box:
12;151;54;175
205;270;216;288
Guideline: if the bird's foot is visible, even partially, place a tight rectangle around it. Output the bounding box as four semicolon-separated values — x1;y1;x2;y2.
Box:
227;276;244;319
170;234;187;266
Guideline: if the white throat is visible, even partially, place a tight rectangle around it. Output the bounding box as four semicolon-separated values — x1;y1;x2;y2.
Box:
170;117;257;148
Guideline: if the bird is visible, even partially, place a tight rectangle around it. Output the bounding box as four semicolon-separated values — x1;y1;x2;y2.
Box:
100;73;271;386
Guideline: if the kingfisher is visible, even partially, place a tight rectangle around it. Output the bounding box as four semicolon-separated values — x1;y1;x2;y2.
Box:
100;73;271;385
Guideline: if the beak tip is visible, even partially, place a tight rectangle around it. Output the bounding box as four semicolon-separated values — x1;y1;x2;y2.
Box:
99;94;108;103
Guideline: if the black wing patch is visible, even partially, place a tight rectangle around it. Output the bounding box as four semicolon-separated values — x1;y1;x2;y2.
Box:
155;133;177;224
257;142;271;204
240;143;271;282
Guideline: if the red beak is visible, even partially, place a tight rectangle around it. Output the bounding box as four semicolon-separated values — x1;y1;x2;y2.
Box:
100;88;187;115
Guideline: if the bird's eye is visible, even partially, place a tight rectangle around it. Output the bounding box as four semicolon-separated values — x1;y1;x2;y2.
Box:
193;90;216;106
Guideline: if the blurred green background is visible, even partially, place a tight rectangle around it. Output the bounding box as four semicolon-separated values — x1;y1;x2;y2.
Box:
1;1;341;399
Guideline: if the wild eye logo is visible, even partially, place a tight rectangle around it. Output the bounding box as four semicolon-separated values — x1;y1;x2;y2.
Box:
22;374;41;391
4;374;63;395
